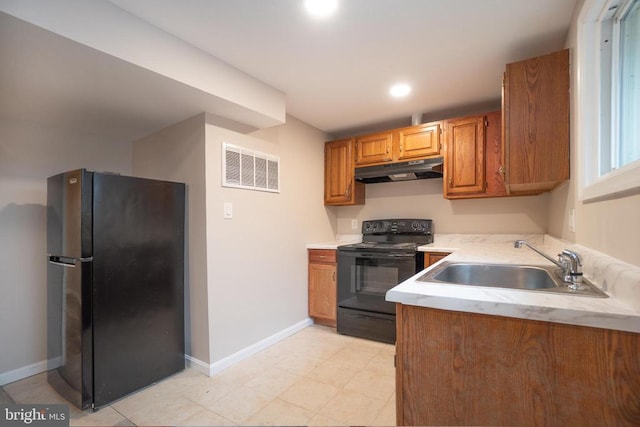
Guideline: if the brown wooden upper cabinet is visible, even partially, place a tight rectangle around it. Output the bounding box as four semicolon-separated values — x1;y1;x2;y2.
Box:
444;115;486;196
355;122;442;166
444;111;505;199
324;138;365;206
355;131;393;165
503;49;570;194
398;123;441;160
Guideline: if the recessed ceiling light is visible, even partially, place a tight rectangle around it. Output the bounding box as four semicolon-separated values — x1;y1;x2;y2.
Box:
304;0;338;18
389;83;412;98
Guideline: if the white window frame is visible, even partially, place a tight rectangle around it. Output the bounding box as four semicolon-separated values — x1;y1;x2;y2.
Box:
577;0;640;202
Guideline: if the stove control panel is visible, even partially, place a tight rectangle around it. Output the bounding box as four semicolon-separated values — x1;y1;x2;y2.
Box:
362;219;432;235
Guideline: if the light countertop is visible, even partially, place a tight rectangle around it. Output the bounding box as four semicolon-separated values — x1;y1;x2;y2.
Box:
306;234;361;250
387;234;640;333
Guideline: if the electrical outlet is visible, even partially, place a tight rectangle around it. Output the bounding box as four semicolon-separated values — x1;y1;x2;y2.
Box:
351;219;358;230
224;202;233;219
569;208;575;232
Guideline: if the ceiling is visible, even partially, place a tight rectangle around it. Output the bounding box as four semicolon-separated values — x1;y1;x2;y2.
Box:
1;0;579;141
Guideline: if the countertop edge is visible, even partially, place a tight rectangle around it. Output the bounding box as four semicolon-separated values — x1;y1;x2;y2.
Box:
306;235;361;250
387;233;640;334
386;287;640;334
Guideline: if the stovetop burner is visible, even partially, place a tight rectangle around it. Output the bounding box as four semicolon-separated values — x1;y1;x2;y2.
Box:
338;218;433;252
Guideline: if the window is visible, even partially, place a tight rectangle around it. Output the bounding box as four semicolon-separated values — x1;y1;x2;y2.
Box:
618;0;640;168
578;0;640;201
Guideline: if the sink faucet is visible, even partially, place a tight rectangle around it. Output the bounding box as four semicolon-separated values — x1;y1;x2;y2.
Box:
514;240;583;289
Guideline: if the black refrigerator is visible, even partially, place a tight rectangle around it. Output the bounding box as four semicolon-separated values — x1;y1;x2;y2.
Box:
46;169;185;410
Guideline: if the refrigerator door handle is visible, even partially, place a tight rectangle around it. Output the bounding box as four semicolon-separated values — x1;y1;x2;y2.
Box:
47;255;93;267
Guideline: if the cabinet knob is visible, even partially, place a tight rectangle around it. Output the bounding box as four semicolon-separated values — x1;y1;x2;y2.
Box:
345;183;351;198
332;271;336;282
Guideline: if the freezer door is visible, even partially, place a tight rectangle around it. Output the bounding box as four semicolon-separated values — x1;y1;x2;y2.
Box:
46;169;92;259
92;173;185;408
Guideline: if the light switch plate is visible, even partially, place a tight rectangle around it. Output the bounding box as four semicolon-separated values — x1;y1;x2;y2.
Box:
351;219;358;230
224;202;233;219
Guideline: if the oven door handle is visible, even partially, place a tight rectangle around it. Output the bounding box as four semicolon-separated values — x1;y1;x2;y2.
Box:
354;252;415;258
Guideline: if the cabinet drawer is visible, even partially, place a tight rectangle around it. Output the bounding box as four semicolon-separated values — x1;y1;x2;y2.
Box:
308;249;337;263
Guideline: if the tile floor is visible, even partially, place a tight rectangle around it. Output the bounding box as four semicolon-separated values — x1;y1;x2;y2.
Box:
2;325;396;426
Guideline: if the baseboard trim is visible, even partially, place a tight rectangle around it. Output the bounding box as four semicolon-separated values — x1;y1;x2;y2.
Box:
185;318;313;377
208;318;313;375
2;320;314;386
0;357;60;387
184;354;210;376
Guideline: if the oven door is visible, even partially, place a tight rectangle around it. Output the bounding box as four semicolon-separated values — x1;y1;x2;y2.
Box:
337;249;419;315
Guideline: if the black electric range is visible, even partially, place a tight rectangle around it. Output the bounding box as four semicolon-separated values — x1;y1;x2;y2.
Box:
336;219;433;343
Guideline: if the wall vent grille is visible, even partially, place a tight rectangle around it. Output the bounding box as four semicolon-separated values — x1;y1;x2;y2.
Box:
222;142;280;193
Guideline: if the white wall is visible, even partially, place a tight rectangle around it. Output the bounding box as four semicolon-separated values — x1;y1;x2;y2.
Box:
132;114;210;365
131;113;336;367
333;179;549;235
204;115;335;362
0;117;131;384
547;0;640;267
0;109;334;383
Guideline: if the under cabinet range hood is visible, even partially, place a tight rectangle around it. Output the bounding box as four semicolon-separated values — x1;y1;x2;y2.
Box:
355;157;444;183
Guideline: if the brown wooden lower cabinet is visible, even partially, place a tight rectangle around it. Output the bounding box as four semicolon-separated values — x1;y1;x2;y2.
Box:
423;251;451;267
308;249;337;327
395;304;640;426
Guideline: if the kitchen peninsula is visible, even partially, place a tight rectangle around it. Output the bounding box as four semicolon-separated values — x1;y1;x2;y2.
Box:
387;234;640;426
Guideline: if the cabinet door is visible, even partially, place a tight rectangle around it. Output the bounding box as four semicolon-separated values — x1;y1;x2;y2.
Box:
324;139;365;205
308;262;337;327
444;115;485;196
398;123;441;160
504;49;569;194
355;132;393;165
424;252;450;267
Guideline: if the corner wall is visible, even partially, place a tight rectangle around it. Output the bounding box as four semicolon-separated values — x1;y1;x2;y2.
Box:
0;117;131;384
547;0;640;267
204;115;335;362
132;114;210;365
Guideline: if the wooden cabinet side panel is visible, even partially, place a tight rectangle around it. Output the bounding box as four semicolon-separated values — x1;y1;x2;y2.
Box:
484;110;507;197
395;303;405;427
398;305;640;426
505;49;569;190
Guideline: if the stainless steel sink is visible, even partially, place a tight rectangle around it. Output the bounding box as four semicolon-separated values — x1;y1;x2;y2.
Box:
417;262;608;297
